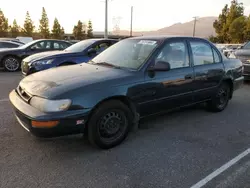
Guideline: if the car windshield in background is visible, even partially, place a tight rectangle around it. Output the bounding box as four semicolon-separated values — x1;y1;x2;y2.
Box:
64;40;96;52
89;39;159;70
17;40;37;49
243;42;250;49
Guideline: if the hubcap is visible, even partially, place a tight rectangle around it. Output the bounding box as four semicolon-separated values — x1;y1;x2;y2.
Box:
98;110;127;142
4;58;19;71
217;87;229;108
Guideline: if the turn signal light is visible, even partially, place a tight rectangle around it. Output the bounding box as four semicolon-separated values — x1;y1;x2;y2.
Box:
31;120;59;128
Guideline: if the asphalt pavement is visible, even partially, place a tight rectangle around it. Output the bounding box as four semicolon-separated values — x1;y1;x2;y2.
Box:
0;72;250;188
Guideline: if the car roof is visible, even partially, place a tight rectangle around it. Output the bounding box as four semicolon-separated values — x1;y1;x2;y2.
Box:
34;39;72;43
128;35;208;41
82;38;118;42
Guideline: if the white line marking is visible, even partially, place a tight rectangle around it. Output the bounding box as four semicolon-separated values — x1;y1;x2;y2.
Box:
0;98;9;102
190;148;250;188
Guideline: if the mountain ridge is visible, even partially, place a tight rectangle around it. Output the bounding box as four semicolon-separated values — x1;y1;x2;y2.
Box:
115;16;217;38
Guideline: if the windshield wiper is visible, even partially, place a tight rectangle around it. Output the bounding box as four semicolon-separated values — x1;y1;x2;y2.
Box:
93;62;120;69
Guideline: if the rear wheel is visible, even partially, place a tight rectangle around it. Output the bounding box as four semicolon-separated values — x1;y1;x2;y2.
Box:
207;82;231;112
87;100;133;149
3;56;20;72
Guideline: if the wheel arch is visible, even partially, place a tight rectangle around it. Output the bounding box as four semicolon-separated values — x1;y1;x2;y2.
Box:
222;78;234;99
85;95;139;133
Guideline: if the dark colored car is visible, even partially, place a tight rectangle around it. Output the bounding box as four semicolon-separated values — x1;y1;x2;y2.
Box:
9;36;243;149
0;41;23;49
0;39;72;72
21;38;118;76
234;41;250;80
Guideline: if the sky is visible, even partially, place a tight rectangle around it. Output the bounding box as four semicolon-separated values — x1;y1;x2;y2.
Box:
1;0;250;33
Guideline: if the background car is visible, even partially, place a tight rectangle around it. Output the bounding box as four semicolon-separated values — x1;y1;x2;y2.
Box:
21;38;118;76
0;40;24;49
234;41;250;80
0;39;72;72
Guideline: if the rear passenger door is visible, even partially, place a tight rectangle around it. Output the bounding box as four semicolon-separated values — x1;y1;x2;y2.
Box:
188;39;224;102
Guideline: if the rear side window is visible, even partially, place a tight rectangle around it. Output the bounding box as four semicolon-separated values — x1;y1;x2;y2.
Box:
190;41;214;66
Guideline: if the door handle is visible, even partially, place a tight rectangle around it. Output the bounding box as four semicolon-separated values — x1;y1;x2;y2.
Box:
185;75;193;79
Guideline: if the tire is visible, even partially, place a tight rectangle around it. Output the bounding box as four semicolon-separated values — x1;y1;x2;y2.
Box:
207;82;231;112
3;56;21;72
88;100;133;149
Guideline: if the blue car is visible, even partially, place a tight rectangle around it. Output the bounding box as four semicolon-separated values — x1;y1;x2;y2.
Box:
21;38;118;76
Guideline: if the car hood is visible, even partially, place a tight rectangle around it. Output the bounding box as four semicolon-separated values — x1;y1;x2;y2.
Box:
19;63;137;99
235;49;250;56
0;47;21;53
24;50;72;62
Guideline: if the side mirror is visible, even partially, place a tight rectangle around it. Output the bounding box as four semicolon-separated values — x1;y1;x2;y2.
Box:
148;61;171;71
87;48;97;56
238;46;243;49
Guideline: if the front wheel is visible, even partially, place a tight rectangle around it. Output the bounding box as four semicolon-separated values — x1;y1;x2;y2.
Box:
207;82;231;112
3;56;21;72
87;100;133;149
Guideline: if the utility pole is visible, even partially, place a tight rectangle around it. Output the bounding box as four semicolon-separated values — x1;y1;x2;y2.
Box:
104;0;108;38
193;16;198;37
130;6;133;37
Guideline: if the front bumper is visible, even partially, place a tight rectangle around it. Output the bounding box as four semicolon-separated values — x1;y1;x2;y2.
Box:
233;76;244;91
9;90;91;138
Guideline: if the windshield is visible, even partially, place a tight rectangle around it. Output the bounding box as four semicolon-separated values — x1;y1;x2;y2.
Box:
64;39;96;52
89;39;159;70
18;40;38;49
243;42;250;49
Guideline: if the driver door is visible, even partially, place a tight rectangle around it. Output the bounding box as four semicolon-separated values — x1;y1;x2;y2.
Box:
140;39;195;116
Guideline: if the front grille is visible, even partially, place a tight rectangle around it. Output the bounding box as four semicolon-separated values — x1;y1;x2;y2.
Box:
16;85;32;102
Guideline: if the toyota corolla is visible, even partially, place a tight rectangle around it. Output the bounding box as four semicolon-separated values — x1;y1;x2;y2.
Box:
9;36;243;149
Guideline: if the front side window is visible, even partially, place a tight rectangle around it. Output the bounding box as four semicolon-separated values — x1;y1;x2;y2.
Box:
93;42;111;54
190;41;214;66
30;41;52;49
155;41;189;69
89;39;159;70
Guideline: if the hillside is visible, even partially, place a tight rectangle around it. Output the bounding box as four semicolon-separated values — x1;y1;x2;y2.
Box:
116;16;217;38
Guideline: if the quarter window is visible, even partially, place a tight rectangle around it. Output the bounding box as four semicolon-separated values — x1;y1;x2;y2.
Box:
212;48;220;63
190;41;214;66
156;41;189;69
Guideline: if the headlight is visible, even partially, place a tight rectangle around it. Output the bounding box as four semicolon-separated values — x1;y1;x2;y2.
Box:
30;96;72;112
32;59;54;66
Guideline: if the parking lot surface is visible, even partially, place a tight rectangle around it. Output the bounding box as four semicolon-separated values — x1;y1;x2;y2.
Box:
0;72;250;188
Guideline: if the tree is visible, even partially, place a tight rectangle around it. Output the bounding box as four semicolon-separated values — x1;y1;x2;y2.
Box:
213;4;229;42
73;20;86;40
23;11;35;37
225;0;244;42
51;18;64;39
39;7;50;38
10;19;20;37
229;16;247;43
213;0;244;43
208;35;220;43
245;16;250;40
0;9;9;37
87;20;93;38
